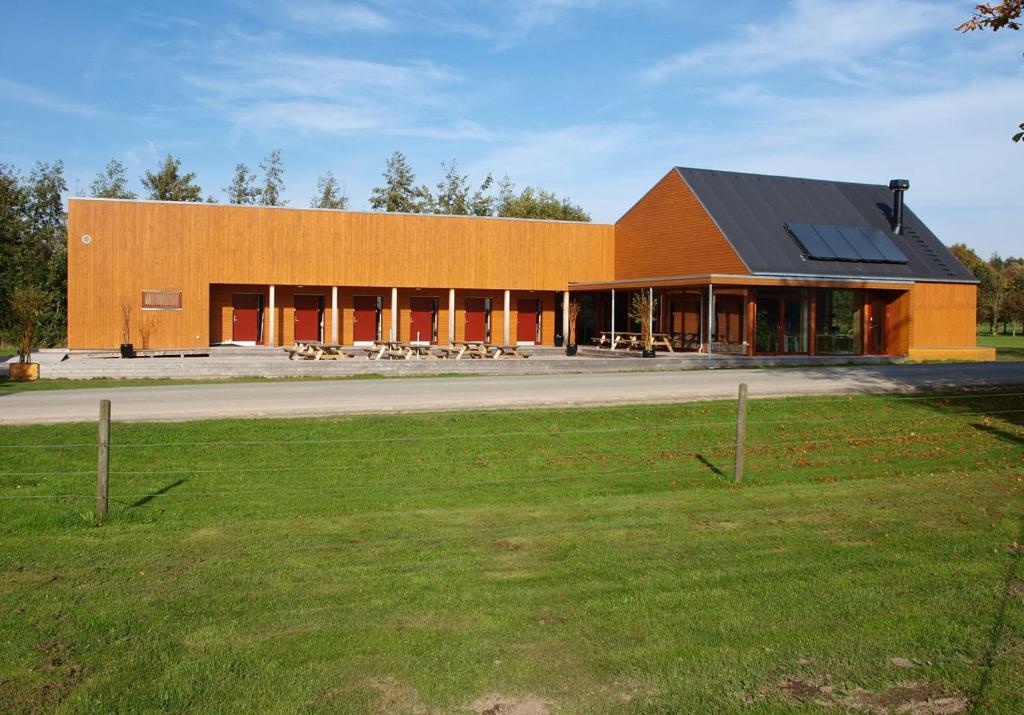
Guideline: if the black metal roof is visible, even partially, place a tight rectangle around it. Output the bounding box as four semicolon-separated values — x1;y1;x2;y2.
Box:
675;167;975;283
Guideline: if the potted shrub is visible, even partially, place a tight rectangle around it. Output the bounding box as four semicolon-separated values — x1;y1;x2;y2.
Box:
120;302;134;358
9;285;47;381
630;290;658;358
565;299;581;356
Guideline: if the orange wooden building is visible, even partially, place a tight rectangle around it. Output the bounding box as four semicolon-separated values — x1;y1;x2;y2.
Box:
66;167;992;360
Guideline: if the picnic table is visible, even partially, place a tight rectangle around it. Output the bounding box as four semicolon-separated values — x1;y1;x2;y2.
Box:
283;342;355;360
592;332;675;352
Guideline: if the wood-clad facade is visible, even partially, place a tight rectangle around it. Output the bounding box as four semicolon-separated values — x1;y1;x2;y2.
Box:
66;169;991;360
68;200;612;349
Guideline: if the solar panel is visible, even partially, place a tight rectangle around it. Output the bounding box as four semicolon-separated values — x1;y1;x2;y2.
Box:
786;223;836;259
813;224;862;261
863;228;910;263
785;222;909;264
836;225;886;262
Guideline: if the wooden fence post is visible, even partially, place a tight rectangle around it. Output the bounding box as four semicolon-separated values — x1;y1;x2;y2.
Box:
734;383;747;484
96;399;110;523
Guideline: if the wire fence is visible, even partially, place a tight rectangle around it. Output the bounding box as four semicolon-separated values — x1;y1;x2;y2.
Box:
0;387;1021;518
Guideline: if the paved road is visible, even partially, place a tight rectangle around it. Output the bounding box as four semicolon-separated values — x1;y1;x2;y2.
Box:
2;362;1022;425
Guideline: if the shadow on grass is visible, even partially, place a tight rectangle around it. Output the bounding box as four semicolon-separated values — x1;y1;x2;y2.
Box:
974;513;1023;707
695;454;725;478
130;479;187;508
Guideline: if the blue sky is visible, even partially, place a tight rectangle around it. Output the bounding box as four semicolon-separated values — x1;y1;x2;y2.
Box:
1;0;1020;257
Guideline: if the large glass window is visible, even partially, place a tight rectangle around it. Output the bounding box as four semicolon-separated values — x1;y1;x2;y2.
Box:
755;290;809;354
815;289;862;355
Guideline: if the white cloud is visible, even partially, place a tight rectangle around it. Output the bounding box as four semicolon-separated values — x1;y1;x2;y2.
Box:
0;78;101;118
281;1;391;32
639;0;953;85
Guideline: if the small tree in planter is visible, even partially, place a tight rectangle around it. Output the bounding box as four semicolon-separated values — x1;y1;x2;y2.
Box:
565;299;581;355
10;285;48;381
120;301;134;358
630;290;658;358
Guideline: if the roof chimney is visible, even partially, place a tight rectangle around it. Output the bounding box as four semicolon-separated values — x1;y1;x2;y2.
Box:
889;179;909;235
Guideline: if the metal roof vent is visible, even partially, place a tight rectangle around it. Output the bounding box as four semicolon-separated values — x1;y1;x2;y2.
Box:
888;179;909;235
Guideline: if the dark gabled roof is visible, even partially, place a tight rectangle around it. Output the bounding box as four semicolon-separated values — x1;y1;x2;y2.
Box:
675;167;976;283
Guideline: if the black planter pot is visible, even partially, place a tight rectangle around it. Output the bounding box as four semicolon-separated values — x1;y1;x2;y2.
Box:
554;334;564;347
120;343;135;359
642;349;656;358
565;344;578;356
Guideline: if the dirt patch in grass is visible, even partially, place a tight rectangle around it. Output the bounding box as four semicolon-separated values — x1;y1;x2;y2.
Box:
470;693;551;715
1008;580;1024;598
776;676;969;714
843;682;969;713
493;539;523;552
308;677;427;713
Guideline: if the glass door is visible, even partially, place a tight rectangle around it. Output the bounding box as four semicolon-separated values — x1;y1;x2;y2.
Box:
755;291;808;354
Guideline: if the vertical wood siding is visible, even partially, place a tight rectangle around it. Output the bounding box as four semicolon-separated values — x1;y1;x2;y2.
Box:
910;282;978;349
614;170;749;280
68;201;614;349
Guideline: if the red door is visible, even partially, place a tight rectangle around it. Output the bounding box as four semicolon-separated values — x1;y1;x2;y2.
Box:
294;295;322;343
464;298;488;342
410;297;436;344
516;299;540;344
353;296;379;343
232;294;260;343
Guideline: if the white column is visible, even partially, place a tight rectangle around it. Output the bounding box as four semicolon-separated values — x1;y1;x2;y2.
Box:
503;289;511;345
611;289;616;349
448;288;456;344
562;291;570;345
330;286;338;344
268;285;276;346
706;283;714;355
390;287;398;342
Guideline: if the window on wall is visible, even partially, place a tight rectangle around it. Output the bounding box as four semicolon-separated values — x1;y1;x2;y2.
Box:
815;289;863;355
142;290;182;310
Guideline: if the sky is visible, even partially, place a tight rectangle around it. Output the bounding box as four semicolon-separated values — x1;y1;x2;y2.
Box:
1;0;1021;257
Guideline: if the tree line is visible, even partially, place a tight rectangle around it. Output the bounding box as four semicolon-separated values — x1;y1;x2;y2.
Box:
89;148;591;221
950;244;1024;334
0;150;590;350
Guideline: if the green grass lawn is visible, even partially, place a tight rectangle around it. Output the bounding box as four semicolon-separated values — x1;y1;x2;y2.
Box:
978;333;1024;362
1;393;1022;713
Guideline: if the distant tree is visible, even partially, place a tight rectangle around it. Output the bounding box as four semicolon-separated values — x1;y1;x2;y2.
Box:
224;163;260;205
141;154;203;202
958;2;1023;142
311;171;348;210
496;177;591;222
432;159;494;216
951;243;1001;330
369;151;431;213
259;149;287;206
90;159;137;199
1002;260;1024;335
0;161;67;348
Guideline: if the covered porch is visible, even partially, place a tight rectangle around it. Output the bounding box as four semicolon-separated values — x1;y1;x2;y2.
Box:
568;275;913;357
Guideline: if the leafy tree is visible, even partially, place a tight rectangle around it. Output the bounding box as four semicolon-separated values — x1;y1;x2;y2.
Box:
311;171;349;209
496;177;591;222
0;161;67;348
431;159;494;216
1003;261;1024;334
951;243;1001;330
141;154;203;202
369;151;431;213
259;149;287;206
958;2;1022;142
224;163;260;205
90;159;137;199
